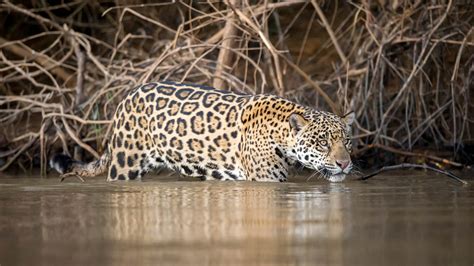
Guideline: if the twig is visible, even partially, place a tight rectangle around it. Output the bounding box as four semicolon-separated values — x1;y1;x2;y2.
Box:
120;7;177;35
0;37;75;86
353;143;463;167
2;0;64;31
213;0;239;90
232;5;284;92
357;163;468;185
61;117;100;159
71;35;86;106
310;0;348;65
0;137;36;172
282;57;338;113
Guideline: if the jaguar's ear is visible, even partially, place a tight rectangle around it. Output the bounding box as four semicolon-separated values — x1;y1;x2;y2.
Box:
289;113;308;135
341;111;355;132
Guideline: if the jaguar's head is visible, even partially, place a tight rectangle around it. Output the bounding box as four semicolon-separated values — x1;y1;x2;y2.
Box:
287;111;355;182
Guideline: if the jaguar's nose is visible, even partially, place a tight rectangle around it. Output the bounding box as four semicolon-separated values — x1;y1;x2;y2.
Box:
336;160;350;171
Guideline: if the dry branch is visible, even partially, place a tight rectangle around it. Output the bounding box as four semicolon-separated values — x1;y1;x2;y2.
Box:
354;143;463;167
213;0;239;90
0;37;75;86
358;163;468;185
310;0;347;65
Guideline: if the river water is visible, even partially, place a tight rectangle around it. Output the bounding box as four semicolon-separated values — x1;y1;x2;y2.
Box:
0;171;473;265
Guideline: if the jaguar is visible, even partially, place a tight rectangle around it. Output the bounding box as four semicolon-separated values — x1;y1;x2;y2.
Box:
51;81;355;182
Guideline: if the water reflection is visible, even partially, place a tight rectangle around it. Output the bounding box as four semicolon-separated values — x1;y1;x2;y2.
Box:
101;182;354;245
105;183;286;243
0;173;473;265
101;181;355;265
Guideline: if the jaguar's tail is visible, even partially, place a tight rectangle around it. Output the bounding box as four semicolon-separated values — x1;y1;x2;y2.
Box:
49;151;110;179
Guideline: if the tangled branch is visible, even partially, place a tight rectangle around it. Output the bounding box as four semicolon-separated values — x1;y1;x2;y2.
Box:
0;1;471;173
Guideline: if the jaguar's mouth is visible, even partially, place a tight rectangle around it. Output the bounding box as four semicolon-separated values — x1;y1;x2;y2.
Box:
317;168;347;182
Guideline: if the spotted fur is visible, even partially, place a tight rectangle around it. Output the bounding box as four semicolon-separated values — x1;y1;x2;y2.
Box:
51;81;355;182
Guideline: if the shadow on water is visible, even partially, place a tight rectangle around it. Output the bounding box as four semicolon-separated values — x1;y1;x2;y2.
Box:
0;171;473;265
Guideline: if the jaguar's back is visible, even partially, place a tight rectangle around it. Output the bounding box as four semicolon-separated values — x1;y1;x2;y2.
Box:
109;81;251;181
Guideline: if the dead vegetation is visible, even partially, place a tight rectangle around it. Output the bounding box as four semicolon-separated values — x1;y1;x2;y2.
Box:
0;0;472;175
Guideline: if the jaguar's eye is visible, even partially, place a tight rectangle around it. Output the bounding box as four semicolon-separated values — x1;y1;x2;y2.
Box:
319;140;328;147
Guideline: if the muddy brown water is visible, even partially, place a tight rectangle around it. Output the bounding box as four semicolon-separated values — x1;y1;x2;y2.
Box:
0;171;473;266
